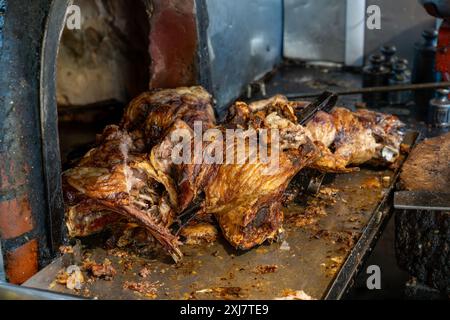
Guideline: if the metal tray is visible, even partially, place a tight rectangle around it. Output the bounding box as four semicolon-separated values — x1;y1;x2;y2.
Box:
21;132;419;300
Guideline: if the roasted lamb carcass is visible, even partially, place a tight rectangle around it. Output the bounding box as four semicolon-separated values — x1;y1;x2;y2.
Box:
63;86;404;261
306;107;405;172
121;86;216;151
173;97;319;250
197;96;319;249
63;125;182;260
236;94;405;173
63;87;319;258
63;87;217;262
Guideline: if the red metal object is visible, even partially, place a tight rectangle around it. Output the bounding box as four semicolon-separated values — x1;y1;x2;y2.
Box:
437;21;450;81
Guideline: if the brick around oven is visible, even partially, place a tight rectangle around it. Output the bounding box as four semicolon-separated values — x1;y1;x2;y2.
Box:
5;239;39;285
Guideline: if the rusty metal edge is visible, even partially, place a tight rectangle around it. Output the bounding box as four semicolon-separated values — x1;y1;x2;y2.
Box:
324;131;421;300
39;0;72;255
0;282;84;300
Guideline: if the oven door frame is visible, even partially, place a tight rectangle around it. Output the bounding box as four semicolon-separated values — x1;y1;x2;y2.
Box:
40;0;72;258
0;0;71;280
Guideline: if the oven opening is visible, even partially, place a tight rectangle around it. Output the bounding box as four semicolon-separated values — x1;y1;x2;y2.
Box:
57;0;150;168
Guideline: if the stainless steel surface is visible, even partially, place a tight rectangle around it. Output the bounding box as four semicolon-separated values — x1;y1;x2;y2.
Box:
284;0;347;63
205;0;283;112
24;132;415;300
0;282;82;300
250;65;364;108
394;191;450;211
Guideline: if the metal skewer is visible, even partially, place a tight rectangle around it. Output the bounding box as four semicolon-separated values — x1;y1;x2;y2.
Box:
286;81;450;99
296;91;338;125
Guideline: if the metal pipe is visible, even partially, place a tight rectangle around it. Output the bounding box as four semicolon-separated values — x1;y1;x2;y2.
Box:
285;81;450;99
0;282;84;300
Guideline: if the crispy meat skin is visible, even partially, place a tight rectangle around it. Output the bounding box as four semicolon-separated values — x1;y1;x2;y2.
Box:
63;88;402;260
210;100;318;248
64;87;216;262
229;97;404;173
121;86;216;151
180;222;219;245
64;87;318;256
64;126;181;260
306;107;404;172
205;145;317;249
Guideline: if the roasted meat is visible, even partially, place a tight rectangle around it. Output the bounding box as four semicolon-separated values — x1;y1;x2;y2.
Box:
180;222;219;245
63;87;404;261
209;99;318;249
234;95;405;173
205;144;317;249
166;97;318;249
306;107;404;172
64;125;181;260
121;86;216;151
64;87;217;262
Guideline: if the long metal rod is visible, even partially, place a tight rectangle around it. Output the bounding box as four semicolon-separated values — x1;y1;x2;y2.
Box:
394;191;450;211
286;81;450;99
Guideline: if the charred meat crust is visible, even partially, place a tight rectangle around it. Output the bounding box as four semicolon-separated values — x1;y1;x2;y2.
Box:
63;87;404;261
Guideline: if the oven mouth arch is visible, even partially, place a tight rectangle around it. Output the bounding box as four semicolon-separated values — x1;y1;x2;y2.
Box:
40;0;153;255
39;0;72;255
